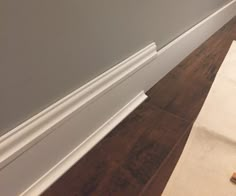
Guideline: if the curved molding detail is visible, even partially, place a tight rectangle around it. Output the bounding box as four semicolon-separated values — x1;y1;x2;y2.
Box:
0;43;157;169
0;1;235;195
21;92;147;196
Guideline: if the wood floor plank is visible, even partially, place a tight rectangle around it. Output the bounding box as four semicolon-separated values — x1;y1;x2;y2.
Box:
44;101;189;196
43;17;236;196
148;17;236;122
147;69;211;121
139;124;193;196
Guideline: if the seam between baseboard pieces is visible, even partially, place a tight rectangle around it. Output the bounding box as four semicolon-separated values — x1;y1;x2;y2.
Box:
0;43;157;169
0;1;235;195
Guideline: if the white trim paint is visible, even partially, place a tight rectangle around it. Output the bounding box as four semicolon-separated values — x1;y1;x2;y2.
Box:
0;1;235;195
21;92;148;196
0;43;157;169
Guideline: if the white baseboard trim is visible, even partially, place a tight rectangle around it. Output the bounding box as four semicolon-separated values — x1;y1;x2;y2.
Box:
0;43;156;169
156;0;236;77
0;43;157;196
0;1;235;195
21;92;148;196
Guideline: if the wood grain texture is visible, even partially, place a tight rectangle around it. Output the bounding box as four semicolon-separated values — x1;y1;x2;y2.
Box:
43;16;236;196
139;124;193;196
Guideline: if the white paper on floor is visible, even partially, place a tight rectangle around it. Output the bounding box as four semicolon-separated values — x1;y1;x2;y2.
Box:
163;41;236;196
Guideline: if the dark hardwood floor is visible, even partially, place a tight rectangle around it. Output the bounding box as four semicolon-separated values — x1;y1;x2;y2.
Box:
43;17;236;196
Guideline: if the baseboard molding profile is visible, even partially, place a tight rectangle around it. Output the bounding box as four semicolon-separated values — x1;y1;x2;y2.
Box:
0;1;235;195
21;92;147;196
156;0;236;74
0;43;157;196
0;43;157;170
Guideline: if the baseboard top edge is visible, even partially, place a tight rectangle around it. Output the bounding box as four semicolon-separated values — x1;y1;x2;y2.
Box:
0;42;157;170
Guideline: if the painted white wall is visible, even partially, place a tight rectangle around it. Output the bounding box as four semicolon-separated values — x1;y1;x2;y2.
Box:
0;0;232;135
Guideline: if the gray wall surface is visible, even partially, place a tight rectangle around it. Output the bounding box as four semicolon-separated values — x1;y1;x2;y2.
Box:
0;0;231;135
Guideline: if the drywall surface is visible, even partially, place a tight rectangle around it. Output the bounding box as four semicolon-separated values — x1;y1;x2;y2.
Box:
0;0;232;135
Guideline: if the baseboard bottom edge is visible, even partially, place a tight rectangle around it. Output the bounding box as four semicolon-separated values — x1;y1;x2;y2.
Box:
21;92;148;196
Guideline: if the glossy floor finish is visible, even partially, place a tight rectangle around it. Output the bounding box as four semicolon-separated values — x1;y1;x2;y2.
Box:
43;17;236;196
